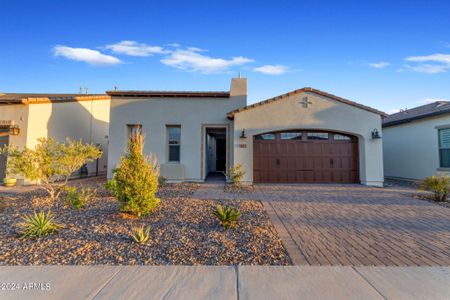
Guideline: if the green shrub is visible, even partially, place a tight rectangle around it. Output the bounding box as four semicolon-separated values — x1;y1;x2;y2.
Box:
420;175;450;202
106;129;160;217
130;225;151;244
158;176;167;186
1;138;101;201
64;186;96;209
0;196;6;212
213;205;241;229
227;163;245;187
18;210;63;238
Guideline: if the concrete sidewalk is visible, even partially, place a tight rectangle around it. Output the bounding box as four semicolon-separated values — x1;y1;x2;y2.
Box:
0;266;449;300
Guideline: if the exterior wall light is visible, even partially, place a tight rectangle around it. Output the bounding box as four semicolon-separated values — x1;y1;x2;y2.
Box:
240;129;247;139
10;126;20;136
371;128;381;139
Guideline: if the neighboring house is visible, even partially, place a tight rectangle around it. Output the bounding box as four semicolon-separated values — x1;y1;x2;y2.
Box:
383;101;450;180
0;93;110;183
108;78;386;186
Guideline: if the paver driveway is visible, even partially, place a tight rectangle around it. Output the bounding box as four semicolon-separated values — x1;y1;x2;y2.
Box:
194;183;450;266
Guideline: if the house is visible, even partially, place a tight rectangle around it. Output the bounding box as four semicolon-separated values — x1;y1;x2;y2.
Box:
383;101;450;180
0;93;111;183
107;78;386;186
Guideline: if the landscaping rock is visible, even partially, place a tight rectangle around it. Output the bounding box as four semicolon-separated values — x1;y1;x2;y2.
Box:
0;178;290;265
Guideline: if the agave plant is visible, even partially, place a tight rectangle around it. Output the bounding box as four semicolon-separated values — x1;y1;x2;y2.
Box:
213;205;241;229
420;175;450;202
130;225;151;244
18;210;63;238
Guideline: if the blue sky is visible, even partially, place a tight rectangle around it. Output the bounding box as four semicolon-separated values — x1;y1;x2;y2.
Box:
1;0;449;113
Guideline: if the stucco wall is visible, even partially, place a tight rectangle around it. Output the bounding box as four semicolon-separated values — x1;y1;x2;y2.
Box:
0;104;29;148
232;91;384;186
108;93;246;181
383;115;450;180
26;100;110;175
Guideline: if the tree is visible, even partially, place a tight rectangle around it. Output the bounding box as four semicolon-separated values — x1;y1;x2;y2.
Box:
106;129;160;217
1;138;101;200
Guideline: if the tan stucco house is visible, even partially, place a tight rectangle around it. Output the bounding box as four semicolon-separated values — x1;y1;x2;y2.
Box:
107;78;386;186
0;93;110;183
383;101;450;180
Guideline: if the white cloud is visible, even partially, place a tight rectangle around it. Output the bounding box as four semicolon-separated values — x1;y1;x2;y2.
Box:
161;48;253;73
253;64;289;75
367;62;390;69
419;98;448;105
404;53;450;74
53;45;121;66
105;40;168;56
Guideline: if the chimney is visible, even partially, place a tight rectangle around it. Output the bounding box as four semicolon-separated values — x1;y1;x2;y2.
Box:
230;77;247;97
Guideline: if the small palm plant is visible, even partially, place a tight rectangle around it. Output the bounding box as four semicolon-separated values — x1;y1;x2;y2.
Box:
18;210;63;238
420;175;450;202
227;163;245;187
213;205;241;229
130;225;151;244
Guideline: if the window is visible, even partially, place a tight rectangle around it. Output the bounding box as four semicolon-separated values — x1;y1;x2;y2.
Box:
255;133;276;140
280;132;302;140
334;134;351;141
307;132;329;140
167;126;181;162
439;128;450;167
127;124;142;138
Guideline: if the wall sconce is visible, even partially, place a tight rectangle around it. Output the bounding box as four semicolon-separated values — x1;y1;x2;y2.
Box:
240;129;247;139
10;126;20;136
371;128;381;139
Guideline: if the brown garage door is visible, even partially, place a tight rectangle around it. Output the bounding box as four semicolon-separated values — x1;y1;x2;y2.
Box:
253;131;359;183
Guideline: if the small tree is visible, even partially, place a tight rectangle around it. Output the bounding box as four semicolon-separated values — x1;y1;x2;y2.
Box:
227;163;245;187
106;129;160;217
420;175;450;202
1;138;101;200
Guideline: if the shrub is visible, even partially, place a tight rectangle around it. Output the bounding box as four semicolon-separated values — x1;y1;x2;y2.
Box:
1;138;101;201
130;225;151;244
0;196;6;212
213;205;241;229
158;176;167;186
106;129;160;217
18;210;63;238
420;175;450;202
64;186;96;210
227;163;245;187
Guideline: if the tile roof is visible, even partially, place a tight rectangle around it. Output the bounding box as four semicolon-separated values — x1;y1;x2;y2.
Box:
227;87;387;119
106;90;230;98
0;93;110;105
383;101;450;127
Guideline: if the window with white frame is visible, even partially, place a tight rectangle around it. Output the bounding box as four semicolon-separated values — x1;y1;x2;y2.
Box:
167;125;181;162
439;128;450;168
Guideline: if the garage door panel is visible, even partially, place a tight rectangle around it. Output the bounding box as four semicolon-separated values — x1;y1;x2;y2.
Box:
253;131;359;183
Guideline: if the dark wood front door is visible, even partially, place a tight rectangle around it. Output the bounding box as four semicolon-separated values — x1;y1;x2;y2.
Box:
253;131;359;183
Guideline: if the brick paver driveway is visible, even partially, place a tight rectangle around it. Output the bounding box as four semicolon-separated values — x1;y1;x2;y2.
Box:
255;184;450;266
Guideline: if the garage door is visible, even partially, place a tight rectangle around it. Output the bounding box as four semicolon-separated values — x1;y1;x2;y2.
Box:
253;131;359;183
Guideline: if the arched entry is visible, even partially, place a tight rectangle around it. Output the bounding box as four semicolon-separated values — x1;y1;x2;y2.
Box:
253;130;359;183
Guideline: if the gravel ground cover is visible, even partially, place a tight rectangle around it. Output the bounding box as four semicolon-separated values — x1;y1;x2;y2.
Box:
0;178;290;265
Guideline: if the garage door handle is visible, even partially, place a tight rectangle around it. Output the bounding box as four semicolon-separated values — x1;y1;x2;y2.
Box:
330;158;334;166
276;159;280;166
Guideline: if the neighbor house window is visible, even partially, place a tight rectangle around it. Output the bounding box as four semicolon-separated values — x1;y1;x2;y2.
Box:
167;126;181;162
127;124;142;138
439;128;450;167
